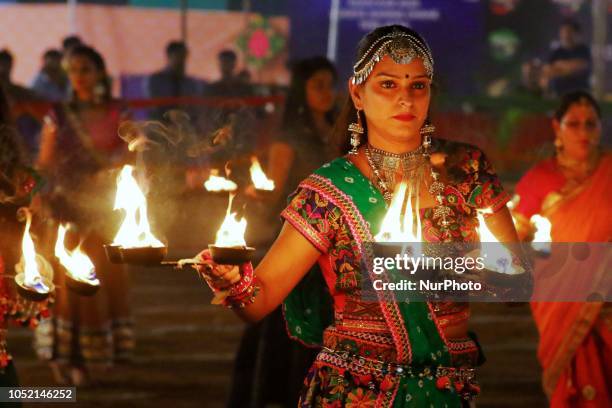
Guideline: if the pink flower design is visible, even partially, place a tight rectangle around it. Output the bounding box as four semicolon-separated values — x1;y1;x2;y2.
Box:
248;29;270;58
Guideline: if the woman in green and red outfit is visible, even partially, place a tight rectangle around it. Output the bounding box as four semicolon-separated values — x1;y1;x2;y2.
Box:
195;25;529;407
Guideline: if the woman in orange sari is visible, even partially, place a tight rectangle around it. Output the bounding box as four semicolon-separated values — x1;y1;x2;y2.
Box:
513;90;611;407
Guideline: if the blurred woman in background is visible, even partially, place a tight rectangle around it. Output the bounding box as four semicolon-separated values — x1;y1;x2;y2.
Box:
513;90;611;407
266;56;339;204
36;45;133;386
230;56;339;408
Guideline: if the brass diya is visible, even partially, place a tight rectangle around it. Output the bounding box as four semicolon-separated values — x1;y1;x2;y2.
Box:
118;246;168;266
65;273;100;296
208;245;255;265
103;244;123;264
14;274;54;302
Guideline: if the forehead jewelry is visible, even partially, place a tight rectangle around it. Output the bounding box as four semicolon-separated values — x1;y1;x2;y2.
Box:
352;31;434;85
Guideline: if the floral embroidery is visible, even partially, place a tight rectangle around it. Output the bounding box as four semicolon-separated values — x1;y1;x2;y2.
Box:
422;140;510;242
346;387;377;408
282;186;362;292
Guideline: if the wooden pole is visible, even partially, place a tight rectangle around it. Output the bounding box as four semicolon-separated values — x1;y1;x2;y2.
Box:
67;0;78;34
180;0;188;43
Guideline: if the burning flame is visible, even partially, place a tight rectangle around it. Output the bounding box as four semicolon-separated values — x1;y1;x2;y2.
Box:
477;210;521;274
249;156;275;191
19;210;49;293
204;169;238;192
530;214;552;253
112;165;164;248
55;225;99;284
215;194;247;247
375;182;422;256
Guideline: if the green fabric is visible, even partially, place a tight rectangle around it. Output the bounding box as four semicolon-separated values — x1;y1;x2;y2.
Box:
282;263;333;346
283;157;460;407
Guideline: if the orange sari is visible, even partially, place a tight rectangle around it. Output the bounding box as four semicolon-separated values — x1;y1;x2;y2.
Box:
517;153;611;407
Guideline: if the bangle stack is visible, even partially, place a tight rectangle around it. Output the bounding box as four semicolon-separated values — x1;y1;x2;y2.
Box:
224;263;260;309
224;283;260;309
203;262;260;309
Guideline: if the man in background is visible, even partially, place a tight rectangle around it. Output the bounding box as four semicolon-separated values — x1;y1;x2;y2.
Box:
541;19;591;96
145;41;202;120
0;49;38;105
145;41;202;100
204;49;251;97
31;49;68;101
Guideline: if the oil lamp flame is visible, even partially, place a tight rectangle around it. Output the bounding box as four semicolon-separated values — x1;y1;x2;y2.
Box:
215;194;247;247
249;156;275;191
204;169;238;192
55;225;99;285
19;209;49;293
477;210;521;274
530;214;552;253
375;182;422;255
112;165;164;248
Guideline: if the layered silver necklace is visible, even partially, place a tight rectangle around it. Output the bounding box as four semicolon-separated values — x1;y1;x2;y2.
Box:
364;136;453;241
366;144;426;199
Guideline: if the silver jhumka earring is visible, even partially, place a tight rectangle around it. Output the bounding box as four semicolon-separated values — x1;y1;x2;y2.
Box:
348;110;364;155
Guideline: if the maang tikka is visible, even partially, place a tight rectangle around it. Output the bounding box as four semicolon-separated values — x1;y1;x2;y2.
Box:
352;29;434;85
348;109;364;155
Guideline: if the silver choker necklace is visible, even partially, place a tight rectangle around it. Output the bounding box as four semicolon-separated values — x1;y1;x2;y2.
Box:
364;136;453;242
365;143;426;199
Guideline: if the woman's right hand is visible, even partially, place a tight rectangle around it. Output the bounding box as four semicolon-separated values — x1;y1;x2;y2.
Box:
193;249;242;292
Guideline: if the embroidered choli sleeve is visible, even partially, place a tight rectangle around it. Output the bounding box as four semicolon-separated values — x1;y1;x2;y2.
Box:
281;186;342;253
462;148;510;215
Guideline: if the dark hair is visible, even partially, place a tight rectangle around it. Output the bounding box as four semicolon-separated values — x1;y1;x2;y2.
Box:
218;49;237;61
0;49;13;64
166;41;187;55
67;45;111;102
43;49;62;60
335;25;432;153
281;56;337;132
62;35;82;51
560;18;581;33
554;90;601;121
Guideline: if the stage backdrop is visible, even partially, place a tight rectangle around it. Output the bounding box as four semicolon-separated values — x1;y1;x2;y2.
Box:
288;0;612;97
0;2;289;94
